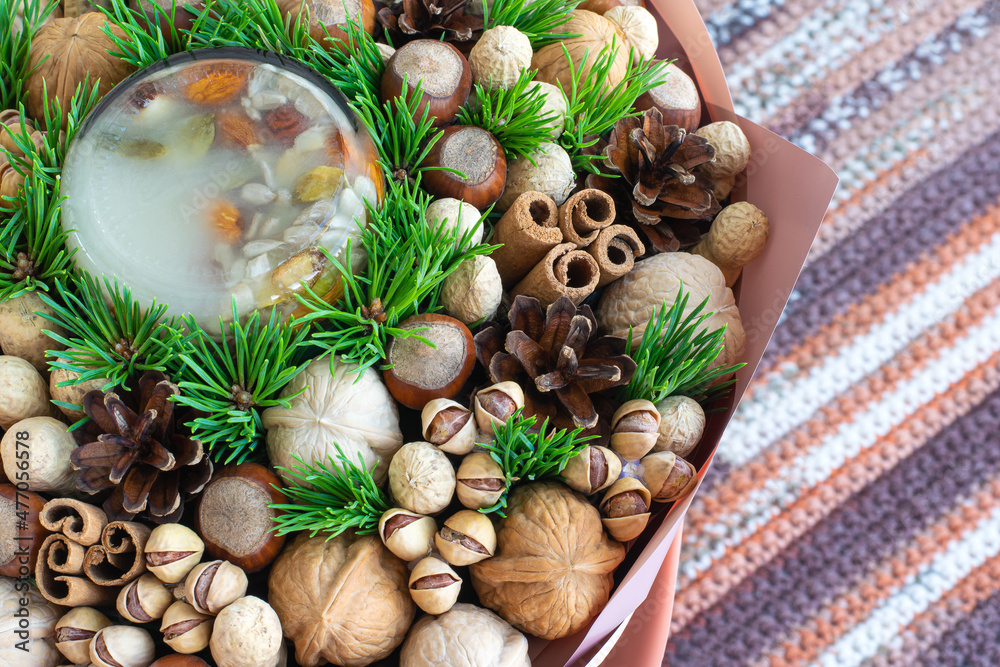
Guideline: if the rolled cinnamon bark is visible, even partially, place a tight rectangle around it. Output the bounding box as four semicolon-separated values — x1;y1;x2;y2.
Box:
36;534;118;606
512;243;601;306
40;497;108;546
489;191;562;287
83;521;151;586
587;225;645;287
558;189;616;247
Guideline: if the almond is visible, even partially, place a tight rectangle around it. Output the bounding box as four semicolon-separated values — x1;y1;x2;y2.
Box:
185;63;252;106
215;111;259;150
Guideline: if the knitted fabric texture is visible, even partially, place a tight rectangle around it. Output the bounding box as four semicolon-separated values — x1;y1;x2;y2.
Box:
666;1;1000;665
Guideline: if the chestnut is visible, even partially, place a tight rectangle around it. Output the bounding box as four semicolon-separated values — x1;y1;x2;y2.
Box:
420;125;507;209
381;39;471;126
0;483;48;577
151;656;212;667
195;462;287;573
383;314;476;410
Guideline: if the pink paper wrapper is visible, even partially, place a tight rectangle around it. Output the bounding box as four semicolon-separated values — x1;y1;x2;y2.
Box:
529;1;840;665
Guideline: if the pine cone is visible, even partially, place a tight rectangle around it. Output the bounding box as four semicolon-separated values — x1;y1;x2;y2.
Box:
377;0;482;46
587;108;720;233
70;371;213;524
475;295;636;430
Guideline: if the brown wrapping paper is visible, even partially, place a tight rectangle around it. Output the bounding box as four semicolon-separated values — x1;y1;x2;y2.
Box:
83;521;151;586
40;497;108;546
489;191;562;287
36;533;118;607
558;189;616;247
512;243;601;306
586;225;645;287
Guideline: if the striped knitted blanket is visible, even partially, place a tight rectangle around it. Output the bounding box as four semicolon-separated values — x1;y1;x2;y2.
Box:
664;1;1000;666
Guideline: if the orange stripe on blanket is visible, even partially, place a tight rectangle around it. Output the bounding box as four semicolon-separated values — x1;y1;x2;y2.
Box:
672;350;1000;631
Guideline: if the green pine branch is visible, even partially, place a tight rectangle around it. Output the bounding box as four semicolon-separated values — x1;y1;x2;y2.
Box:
456;68;559;164
269;446;391;539
167;303;312;464
39;273;174;390
558;41;672;173
479;410;596;515
484;0;580;48
97;0;191;69
0;0;59;110
618;284;746;407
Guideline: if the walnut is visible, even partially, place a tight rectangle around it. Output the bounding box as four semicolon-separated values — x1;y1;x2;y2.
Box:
469;482;625;639
531;11;629;93
268;532;415;667
603;6;658;59
400;603;529;667
440;256;503;325
694;121;751;180
469;27;533;90
691;201;770;287
497;142;576;210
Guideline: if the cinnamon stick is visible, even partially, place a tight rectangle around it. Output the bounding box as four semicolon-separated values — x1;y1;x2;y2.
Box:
512;243;601;307
489;191;562;287
40;498;108;546
83;521;151;586
586;225;645;287
36;534;117;607
558;189;616;247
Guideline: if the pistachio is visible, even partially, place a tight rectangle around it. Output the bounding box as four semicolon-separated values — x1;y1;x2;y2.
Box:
408;556;462;615
641;451;698;503
145;523;205;583
184;560;249;615
599;477;652;542
117;573;174;623
421;398;476;455
54;607;112;665
435;510;497;566
161;601;213;654
90;626;156;667
610;399;661;460
378;508;437;561
473;381;525;432
562;445;622;495
455;451;506;509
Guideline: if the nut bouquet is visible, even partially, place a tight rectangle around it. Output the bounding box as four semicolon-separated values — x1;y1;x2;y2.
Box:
0;0;837;664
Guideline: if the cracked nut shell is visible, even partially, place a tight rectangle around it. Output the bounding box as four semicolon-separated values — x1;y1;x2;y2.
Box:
146;523;205;583
421;398;476;455
378;508;437;561
610;399;661;460
599;477;651;542
117;573;174;623
641;451;698;503
562;445;622;495
161;601;213;654
90;625;156;667
408;556;462;615
473;382;525;432
183;559;249;615
435;510;497;566
54;607;112;665
455;452;505;509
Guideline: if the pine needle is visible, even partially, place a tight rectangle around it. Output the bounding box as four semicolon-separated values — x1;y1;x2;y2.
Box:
484;0;580;48
270;446;391;539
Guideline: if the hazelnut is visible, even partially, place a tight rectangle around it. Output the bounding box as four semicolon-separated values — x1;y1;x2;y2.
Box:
497;141;575;210
455;452;506;509
440;255;504;326
421;398;476;455
161;601;213;654
468;26;533;89
117;573;174;623
183;560;249;615
633;62;702;133
90;625;156;667
694;121;751;180
420;125;507;209
473;382;525;432
378;508;437;561
653;395;706;457
409;556;462;615
210;596;283;667
599;477;652;542
381;39;471;126
435;510;496;566
562;446;622;495
151;657;211;667
195;462;287;573
610;399;661;460
145;524;205;583
425;198;483;250
388;442;456;515
641;451;698;503
54;607;112;665
383;314;477;410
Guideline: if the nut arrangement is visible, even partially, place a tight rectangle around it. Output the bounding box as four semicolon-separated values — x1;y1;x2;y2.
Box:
0;0;771;664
